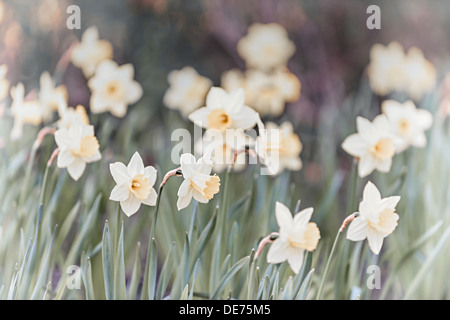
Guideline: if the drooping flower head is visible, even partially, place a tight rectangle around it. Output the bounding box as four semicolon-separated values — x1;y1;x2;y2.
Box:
382;100;433;153
177;152;221;211
55;123;101;181
88;60;143;117
163;66;212;117
267;201;320;274
71;26;113;78
188;87;259;132
109;152;158;217
341;115;400;178
347;181;400;254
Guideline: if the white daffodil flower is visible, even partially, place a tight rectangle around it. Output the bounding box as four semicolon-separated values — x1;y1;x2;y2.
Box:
367;41;407;96
109;152;158;217
244;68;301;117
71;26;113;78
402;47;436;101
347;181;400;255
254;118;284;175
10;83;43;140
381;100;433;153
265;121;303;173
38;71;68;122
194;128;253;173
267;202;320;274
188;87;259;132
237;23;296;71
176;152;220;211
163;66;212;117
341;115;400;178
88;60;143;118
55;123;101;181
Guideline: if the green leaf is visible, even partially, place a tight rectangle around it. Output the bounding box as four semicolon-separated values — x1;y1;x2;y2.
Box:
404;226;450;299
102;221;114;300
296;268;315;300
180;284;189;300
128;242;141;300
114;221;126;300
157;242;174;300
30;224;58;300
211;256;249;299
81;253;95;300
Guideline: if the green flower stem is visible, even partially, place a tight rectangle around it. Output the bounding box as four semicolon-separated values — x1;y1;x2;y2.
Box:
316;229;341;300
38;163;51;209
142;183;164;300
316;158;359;300
19;144;38;209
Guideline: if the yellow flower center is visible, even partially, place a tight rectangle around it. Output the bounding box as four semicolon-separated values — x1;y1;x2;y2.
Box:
370;138;395;160
207;109;232;131
129;174;151;200
71;135;99;158
287;222;321;252
105;80;124;100
368;208;399;234
397;118;411;135
191;175;221;200
263;44;277;57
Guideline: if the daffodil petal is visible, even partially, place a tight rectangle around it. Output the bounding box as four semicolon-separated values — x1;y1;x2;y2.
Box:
177;191;193;211
177;179;191;197
180;153;198;179
144;166;157;186
358;154;376;178
57;148;74;168
286;247;305;274
266;239;289;264
206;87;227;109
67;158;86;181
379;196;401;211
367;228;385;255
188;107;210;128
341;133;367;157
293;207;314;229
230;105;258;130
363;181;382;205
110;184;130;202
120;196;142;217
127;152;145;177
346;217;369;241
141;188;157;206
225;88;245;114
275;202;293;232
110;162;130;185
